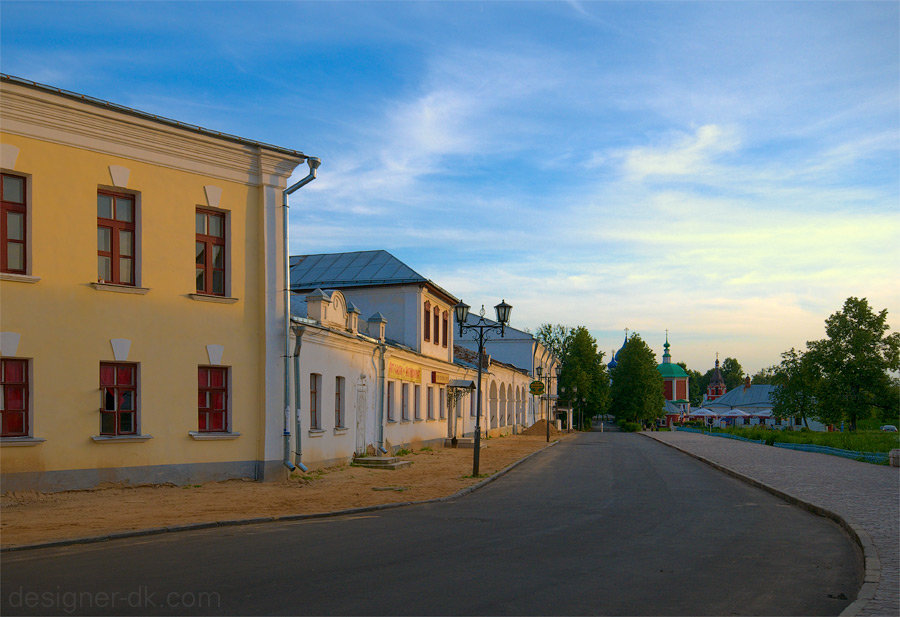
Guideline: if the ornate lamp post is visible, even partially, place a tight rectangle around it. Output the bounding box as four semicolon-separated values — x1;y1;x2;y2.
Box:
454;299;512;477
536;365;561;442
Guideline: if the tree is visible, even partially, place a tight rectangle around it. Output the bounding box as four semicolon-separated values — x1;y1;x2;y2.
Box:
535;323;574;360
610;333;664;424
558;327;610;430
807;297;900;430
751;365;778;385
720;357;746;390
677;362;705;407
771;349;820;429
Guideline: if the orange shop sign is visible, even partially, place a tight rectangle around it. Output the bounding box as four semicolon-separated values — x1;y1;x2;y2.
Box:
388;361;422;383
431;371;450;385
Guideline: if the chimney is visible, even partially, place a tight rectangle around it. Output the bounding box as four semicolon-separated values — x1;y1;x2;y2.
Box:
367;312;387;343
744;376;751;390
305;289;330;323
347;302;360;335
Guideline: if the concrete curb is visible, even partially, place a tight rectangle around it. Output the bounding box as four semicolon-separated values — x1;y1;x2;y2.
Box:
1;439;561;554
639;432;878;617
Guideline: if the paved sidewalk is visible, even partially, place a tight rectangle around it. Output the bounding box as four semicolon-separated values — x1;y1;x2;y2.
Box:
644;431;898;617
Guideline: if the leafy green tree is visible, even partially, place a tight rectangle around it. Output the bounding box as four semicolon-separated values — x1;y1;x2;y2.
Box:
536;325;609;430
720;357;746;390
535;323;574;360
610;333;664;424
771;349;820;428
807;297;900;430
751;365;778;385
677;362;705;407
558;327;609;430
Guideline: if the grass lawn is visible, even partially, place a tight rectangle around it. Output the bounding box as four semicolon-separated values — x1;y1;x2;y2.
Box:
717;426;900;453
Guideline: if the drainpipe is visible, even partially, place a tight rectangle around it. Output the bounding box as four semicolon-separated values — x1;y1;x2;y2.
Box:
281;157;320;472
371;343;388;454
292;325;309;472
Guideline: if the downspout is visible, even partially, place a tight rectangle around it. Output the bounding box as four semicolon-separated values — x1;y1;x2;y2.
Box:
281;157;321;472
371;344;388;454
292;325;309;472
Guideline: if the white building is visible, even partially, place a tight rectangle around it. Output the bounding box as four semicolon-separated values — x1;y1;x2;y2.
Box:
284;251;541;469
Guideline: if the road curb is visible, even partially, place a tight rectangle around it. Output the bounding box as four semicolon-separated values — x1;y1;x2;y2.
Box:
639;432;878;617
1;439;561;554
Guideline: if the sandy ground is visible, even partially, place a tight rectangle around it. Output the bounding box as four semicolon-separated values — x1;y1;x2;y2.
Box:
1;434;566;548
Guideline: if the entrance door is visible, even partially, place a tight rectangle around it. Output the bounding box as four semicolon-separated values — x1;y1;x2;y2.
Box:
355;379;367;455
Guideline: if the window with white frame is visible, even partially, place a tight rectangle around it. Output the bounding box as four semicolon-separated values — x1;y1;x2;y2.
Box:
335;376;345;428
401;383;409;421
427;386;434;420
439;387;446;420
414;385;421;420
310;373;322;429
387;381;395;422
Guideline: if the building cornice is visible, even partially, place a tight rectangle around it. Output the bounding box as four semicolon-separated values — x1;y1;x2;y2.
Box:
0;80;305;186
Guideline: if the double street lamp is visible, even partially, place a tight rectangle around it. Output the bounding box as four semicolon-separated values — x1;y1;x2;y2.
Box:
454;299;512;477
536;365;561;442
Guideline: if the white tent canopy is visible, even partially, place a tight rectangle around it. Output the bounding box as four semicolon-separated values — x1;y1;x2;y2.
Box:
689;408;717;417
719;409;749;417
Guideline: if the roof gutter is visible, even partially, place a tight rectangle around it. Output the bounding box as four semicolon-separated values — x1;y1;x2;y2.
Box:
281;157;321;472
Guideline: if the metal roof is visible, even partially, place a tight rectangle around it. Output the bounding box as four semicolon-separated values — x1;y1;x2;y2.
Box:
1;74;308;160
289;250;458;303
705;385;776;409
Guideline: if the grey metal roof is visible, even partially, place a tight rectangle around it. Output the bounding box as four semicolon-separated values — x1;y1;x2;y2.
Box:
290;250;427;290
705;385;776;410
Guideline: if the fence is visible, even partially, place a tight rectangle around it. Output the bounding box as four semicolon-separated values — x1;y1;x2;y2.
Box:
674;427;888;464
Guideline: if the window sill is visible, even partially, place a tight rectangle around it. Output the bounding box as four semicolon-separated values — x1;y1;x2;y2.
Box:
308;429;326;437
90;282;150;295
333;427;349;435
91;434;153;443
0;273;41;284
189;431;241;441
1;437;46;447
386;419;397;424
189;293;239;304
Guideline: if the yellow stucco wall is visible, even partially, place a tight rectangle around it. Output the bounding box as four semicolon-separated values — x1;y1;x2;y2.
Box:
0;132;268;477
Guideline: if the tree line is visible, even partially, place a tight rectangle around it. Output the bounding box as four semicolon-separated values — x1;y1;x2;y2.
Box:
535;297;899;432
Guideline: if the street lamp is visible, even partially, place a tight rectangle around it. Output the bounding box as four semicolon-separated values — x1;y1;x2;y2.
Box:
536;365;561;443
455;299;512;476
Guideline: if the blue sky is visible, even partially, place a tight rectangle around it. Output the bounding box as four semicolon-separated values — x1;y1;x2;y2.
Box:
3;1;897;372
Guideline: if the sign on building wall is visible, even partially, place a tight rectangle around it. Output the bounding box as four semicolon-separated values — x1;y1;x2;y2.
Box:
529;380;545;395
431;371;450;385
388;360;422;383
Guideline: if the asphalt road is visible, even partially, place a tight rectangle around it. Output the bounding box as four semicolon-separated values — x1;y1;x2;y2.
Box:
2;432;862;616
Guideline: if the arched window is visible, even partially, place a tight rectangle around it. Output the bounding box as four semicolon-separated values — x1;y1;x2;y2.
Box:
423;301;431;342
433;307;440;345
441;311;449;348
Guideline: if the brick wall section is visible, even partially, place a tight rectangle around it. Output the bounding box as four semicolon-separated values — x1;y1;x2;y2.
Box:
645;431;899;617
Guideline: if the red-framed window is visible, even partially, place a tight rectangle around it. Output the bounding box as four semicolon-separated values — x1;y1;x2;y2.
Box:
100;362;137;435
196;209;225;295
198;367;228;432
1;358;29;437
433;307;440;345
310;373;321;429
335;376;344;428
1;173;27;274
97;191;135;285
423;301;431;342
441;311;449;348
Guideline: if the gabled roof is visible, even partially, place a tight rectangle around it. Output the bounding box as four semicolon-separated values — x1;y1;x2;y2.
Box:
289;250;457;304
706;384;776;409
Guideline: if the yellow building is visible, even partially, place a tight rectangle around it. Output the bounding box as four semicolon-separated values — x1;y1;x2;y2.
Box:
0;75;315;490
